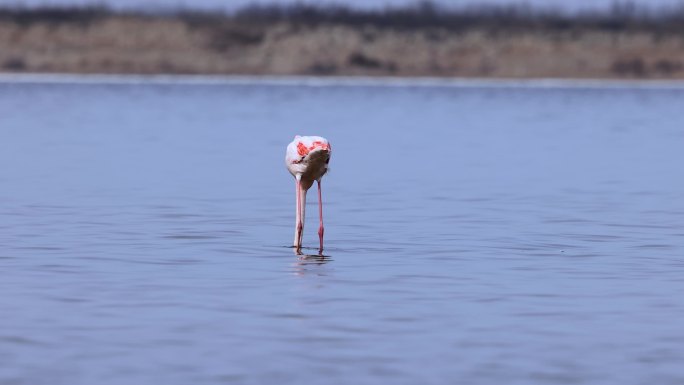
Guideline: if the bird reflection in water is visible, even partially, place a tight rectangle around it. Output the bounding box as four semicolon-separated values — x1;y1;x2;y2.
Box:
292;247;332;276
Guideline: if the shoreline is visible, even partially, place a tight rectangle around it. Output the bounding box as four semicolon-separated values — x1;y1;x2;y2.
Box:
3;73;684;90
2;7;684;80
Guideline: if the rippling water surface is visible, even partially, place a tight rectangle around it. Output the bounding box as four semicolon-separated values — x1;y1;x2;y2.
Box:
1;77;683;384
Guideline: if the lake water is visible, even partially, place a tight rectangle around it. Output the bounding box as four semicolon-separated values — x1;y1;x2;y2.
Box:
1;75;683;385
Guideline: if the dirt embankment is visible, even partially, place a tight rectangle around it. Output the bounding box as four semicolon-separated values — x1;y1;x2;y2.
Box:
1;7;684;78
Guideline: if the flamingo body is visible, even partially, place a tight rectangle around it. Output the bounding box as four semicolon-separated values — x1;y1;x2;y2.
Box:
285;135;331;252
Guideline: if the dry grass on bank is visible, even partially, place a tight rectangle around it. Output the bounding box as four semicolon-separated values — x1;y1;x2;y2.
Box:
1;3;684;78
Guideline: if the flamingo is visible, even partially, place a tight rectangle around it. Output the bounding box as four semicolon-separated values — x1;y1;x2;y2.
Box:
285;135;331;253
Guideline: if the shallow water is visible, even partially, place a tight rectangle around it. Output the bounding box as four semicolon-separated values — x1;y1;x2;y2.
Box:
1;77;683;384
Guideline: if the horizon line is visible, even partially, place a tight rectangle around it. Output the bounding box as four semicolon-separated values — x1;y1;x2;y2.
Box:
2;73;684;90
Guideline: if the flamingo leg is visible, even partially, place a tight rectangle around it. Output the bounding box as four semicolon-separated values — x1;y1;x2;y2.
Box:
317;179;324;253
294;175;303;250
299;179;307;249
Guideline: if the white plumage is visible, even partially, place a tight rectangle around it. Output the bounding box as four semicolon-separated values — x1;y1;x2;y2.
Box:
285;135;331;253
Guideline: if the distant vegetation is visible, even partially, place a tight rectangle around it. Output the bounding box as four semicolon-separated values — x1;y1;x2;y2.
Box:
2;1;684;32
1;1;684;78
0;5;109;25
229;1;684;33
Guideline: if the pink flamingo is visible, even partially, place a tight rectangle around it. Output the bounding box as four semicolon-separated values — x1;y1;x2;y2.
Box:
285;136;331;253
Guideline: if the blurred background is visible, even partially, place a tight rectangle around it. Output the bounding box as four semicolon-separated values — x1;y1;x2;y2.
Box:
2;0;684;78
3;1;684;385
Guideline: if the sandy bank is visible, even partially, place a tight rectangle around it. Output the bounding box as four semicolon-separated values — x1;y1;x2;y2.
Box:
1;10;683;78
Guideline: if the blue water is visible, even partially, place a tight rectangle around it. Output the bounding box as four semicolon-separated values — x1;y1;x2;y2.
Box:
1;76;683;384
